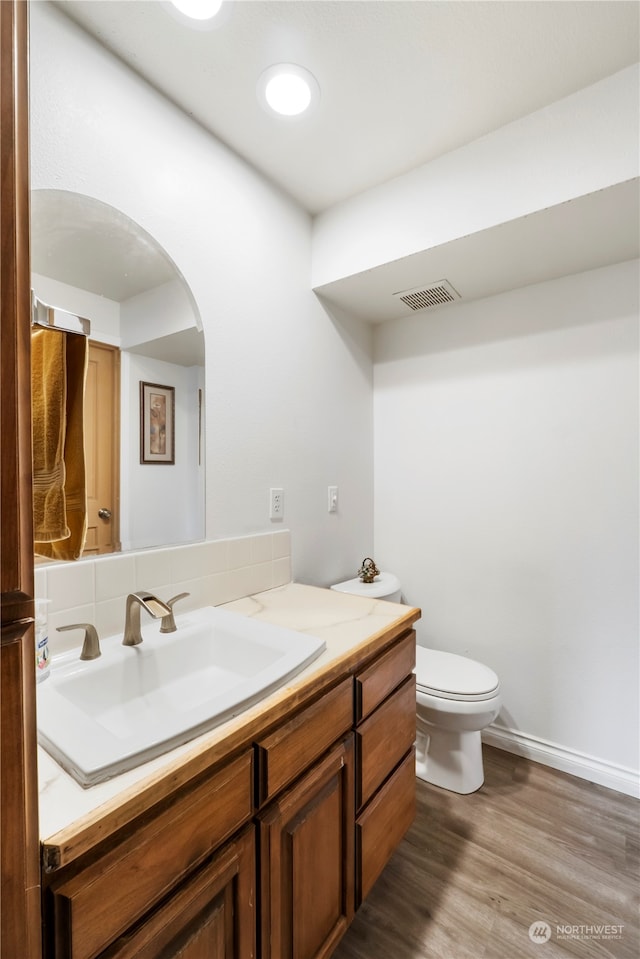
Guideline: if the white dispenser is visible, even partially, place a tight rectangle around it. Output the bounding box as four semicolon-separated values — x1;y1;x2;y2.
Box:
35;599;51;683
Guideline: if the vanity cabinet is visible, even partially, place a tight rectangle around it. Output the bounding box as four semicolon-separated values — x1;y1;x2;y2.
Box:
41;624;419;959
255;676;355;959
42;751;255;959
255;633;416;958
354;630;416;905
257;736;354;959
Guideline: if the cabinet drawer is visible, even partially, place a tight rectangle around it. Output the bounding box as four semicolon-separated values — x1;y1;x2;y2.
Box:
49;750;253;959
356;674;416;810
255;677;353;806
99;825;256;959
356;748;416;906
355;630;415;722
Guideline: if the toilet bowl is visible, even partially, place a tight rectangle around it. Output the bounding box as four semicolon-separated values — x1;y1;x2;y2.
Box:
415;646;501;794
330;569;501;795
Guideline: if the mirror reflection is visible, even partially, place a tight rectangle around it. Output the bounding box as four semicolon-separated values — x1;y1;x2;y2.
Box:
31;189;205;560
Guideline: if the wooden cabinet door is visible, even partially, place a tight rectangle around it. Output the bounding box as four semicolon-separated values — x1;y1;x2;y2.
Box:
258;736;354;959
99;825;255;959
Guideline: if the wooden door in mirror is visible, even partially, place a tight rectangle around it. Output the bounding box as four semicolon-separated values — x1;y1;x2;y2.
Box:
83;341;121;556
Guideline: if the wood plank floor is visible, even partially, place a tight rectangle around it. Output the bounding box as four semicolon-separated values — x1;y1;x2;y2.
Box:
333;746;639;959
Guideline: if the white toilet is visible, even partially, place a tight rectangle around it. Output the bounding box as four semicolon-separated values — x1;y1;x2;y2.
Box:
414;646;501;794
331;568;502;795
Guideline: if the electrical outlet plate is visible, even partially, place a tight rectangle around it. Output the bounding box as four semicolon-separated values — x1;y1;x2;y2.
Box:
270;488;284;520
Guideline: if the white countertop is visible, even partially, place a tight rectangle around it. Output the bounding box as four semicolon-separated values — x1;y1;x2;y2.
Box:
38;582;419;843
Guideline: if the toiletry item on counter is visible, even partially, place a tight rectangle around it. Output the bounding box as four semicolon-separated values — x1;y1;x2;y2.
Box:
35;598;51;683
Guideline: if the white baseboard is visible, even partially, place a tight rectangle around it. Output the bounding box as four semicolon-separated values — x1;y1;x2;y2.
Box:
482;724;640;799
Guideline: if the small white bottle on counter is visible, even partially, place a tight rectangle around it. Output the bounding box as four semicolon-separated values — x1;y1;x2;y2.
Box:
35;598;51;683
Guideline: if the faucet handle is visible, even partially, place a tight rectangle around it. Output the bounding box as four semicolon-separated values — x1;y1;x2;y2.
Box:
57;623;101;661
160;592;190;633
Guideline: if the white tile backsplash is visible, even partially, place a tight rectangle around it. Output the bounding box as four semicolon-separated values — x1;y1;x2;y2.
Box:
47;562;95;612
273;555;292;588
273;530;291;560
95;554;136;603
250;534;273;566
37;531;291;656
134;549;172;591
170;541;212;582
209;539;228;574
227;536;253;571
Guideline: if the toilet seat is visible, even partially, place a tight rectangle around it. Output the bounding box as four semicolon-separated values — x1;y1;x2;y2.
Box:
415;646;499;702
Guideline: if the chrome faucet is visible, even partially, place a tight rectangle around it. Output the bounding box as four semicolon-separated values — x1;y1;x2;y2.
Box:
122;591;172;646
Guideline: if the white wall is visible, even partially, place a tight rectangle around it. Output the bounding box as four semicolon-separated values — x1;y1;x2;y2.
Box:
120;352;204;551
374;260;639;786
30;2;374;587
32;272;120;341
120;279;201;348
312;65;639;287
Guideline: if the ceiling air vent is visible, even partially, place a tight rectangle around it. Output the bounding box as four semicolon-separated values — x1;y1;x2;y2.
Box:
393;279;460;312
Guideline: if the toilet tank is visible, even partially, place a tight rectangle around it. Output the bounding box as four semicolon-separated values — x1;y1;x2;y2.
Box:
330;572;402;604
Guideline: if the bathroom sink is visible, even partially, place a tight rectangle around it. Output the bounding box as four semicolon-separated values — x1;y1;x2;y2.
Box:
36;606;326;787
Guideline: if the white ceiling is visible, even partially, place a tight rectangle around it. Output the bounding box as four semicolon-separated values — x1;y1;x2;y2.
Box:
31;190;177;301
54;0;639;215
39;0;639;326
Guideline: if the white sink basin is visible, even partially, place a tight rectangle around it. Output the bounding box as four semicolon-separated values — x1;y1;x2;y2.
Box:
36;606;326;787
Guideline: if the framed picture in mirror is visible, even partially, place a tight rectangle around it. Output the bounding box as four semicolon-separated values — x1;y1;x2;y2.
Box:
140;381;175;464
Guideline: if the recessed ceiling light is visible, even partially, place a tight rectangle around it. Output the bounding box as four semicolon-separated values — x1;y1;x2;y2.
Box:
257;64;320;118
170;0;223;19
164;0;230;29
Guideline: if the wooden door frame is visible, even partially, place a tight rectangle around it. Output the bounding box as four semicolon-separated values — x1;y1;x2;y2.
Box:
1;2;42;957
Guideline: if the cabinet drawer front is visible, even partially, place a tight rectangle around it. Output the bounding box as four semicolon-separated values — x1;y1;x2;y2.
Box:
50;751;253;959
356;674;416;810
99;825;256;959
255;677;353;805
356;748;416;906
355;630;415;722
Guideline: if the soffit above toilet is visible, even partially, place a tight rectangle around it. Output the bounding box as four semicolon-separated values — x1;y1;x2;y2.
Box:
313;179;640;323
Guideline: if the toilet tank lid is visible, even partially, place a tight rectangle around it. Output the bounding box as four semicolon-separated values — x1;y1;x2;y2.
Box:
415;646;499;697
330;572;400;599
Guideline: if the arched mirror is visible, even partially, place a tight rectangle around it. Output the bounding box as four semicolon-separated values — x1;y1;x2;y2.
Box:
31;189;205;559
